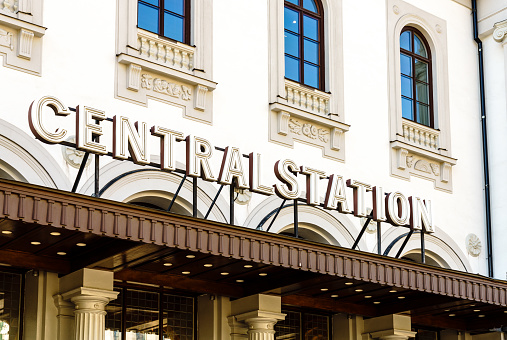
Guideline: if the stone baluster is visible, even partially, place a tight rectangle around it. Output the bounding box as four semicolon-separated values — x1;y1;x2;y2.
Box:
174;48;182;68
157;43;165;61
149;40;156;58
182;51;190;70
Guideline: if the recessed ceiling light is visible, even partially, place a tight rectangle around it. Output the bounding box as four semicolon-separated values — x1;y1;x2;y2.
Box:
57;252;66;256
236;279;244;283
320;288;328;291
50;232;61;236
163;263;173;267
449;314;455;317
221;272;229;276
478;315;485;318
1;230;12;234
186;255;195;259
473;309;480;312
76;243;86;247
244;264;253;268
470;304;476;307
365;295;372;299
204;264;213;267
389;290;397;293
31;241;41;245
345;282;353;285
259;273;268;276
355;289;363;292
398;296;405;299
373;301;381;304
504;311;507;313
331;294;339;298
444;309;450;312
182;271;190;275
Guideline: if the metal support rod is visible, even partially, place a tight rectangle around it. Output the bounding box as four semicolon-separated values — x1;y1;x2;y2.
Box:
420;231;426;264
94;154;99;197
71;152;89;193
266;199;287;232
204;185;224;219
229;179;235;225
167;174;187;212
395;230;414;259
293;199;298;238
352;215;372;250
192;177;198;218
377;221;382;255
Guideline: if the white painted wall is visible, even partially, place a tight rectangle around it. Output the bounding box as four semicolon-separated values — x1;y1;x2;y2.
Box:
0;0;492;275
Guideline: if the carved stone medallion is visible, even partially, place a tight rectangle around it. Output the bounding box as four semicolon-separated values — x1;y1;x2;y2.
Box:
465;233;482;257
61;136;91;169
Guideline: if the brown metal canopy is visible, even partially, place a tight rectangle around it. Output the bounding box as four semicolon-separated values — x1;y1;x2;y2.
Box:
0;179;505;331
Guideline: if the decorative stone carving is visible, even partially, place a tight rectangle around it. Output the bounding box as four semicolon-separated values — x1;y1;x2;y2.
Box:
1;0;18;13
493;20;507;44
0;28;13;50
141;74;191;101
62;136;91;169
393;5;399;14
194;84;208;111
430;163;440;176
285;80;330;116
435;24;442;33
402;120;439;150
288;119;301;134
414;160;432;174
406;155;414;168
127;64;142;91
466;234;482;257
288;118;329;142
17;28;33;59
234;188;252;205
360;208;377;234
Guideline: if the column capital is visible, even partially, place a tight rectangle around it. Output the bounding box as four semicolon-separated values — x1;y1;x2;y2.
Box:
493;20;507;44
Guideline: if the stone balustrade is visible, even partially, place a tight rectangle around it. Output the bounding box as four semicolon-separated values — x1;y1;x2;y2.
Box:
0;0;19;13
402;119;439;151
138;30;194;73
285;80;330;116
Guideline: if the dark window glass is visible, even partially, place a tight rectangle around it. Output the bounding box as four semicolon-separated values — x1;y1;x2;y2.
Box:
137;0;190;44
284;0;323;90
400;27;433;127
0;271;22;340
162;294;194;340
105;288;123;340
126;289;160;337
275;310;329;340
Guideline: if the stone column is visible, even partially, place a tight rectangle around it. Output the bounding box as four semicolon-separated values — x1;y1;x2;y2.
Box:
53;294;75;340
59;268;118;340
230;294;285;340
362;314;416;340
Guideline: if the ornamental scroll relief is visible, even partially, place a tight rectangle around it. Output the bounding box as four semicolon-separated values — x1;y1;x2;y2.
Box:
141;74;191;101
288;118;329;143
406;155;440;176
0;28;13;50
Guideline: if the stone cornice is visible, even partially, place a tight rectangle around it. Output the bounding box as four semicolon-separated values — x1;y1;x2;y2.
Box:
493;19;507;44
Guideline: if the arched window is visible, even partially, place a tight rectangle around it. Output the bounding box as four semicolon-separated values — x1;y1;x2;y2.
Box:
137;0;190;44
284;0;324;90
400;27;433;127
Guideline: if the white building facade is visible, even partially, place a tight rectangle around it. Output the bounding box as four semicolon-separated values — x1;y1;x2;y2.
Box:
0;0;506;339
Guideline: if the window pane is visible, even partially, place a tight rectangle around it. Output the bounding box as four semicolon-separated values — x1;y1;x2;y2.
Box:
275;311;301;340
164;13;184;42
402;97;414;120
126;290;160;338
416;82;429;104
164;0;184;15
162;294;194;340
285;55;300;82
401;75;413;98
304;314;329;340
400;31;412;51
417;103;430;126
303;0;317;12
286;0;299;5
414;59;428;82
106;288;123;340
414;34;428;57
284;7;299;33
303;39;318;64
285;31;300;57
303;15;318;40
0;272;22;340
303;62;319;88
400;54;412;76
138;3;159;34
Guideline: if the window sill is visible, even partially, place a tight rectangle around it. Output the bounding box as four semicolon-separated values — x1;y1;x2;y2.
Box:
0;12;46;75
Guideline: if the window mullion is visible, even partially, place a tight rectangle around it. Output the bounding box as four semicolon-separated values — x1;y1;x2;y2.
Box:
300;11;304;85
160;0;164;37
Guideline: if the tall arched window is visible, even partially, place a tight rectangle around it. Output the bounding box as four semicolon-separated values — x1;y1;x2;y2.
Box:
284;0;324;90
400;27;433;127
137;0;190;44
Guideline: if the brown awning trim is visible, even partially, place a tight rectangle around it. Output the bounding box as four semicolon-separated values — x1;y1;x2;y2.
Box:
1;179;506;307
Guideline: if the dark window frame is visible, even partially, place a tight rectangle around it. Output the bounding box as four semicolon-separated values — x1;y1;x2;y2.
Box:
0;268;25;340
284;0;325;91
400;26;434;128
137;0;191;45
106;283;197;340
275;307;331;340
